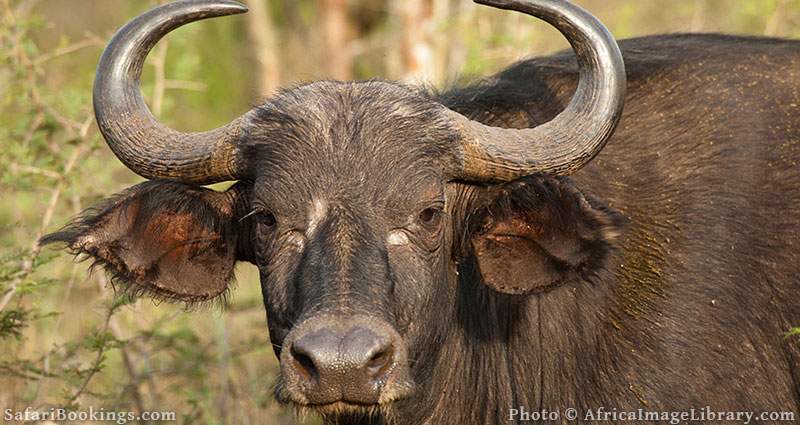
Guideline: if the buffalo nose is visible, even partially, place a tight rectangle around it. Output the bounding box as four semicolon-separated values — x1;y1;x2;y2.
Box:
288;326;395;403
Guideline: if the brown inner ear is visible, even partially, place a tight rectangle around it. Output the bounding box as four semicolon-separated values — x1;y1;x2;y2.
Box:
467;177;624;296
471;213;569;295
45;181;245;304
119;207;234;300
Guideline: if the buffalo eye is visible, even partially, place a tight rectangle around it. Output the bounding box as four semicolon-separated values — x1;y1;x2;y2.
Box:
259;211;277;227
417;206;443;228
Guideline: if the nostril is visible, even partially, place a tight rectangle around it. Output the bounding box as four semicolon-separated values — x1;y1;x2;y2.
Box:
290;345;319;384
365;345;394;379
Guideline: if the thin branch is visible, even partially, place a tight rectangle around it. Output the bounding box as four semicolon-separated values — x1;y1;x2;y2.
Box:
96;273;148;425
0;144;86;313
33;35;105;66
65;306;115;405
163;79;207;92
8;163;62;179
21;111;45;149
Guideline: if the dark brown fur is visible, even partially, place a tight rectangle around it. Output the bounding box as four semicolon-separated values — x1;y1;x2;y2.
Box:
44;34;800;424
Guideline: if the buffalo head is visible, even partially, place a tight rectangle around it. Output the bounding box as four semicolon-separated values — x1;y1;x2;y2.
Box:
44;0;626;419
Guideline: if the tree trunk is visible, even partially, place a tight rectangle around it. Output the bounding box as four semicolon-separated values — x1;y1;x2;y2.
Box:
245;0;280;95
321;0;352;80
393;0;435;82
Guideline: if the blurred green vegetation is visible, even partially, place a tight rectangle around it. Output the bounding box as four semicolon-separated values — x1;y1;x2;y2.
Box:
1;0;798;424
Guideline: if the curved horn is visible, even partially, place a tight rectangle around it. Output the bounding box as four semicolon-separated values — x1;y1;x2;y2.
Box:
93;0;250;184
449;0;626;181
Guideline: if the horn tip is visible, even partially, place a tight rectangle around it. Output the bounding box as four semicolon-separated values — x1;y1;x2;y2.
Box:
473;0;512;7
473;0;528;11
217;0;248;14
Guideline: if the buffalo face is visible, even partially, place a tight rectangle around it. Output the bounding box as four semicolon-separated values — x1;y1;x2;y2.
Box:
244;81;457;409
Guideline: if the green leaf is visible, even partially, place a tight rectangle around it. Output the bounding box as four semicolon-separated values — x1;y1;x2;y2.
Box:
0;308;30;340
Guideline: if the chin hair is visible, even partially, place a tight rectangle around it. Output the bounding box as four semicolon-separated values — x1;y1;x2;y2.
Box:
298;401;399;424
274;373;408;424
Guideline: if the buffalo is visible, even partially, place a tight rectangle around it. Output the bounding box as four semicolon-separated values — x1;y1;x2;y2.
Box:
44;0;800;424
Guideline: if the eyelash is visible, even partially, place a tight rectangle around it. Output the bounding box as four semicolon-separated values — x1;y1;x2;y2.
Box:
242;207;277;227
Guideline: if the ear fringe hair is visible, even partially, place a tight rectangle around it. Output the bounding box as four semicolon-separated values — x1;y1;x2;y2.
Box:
41;180;238;310
57;246;236;311
458;175;627;289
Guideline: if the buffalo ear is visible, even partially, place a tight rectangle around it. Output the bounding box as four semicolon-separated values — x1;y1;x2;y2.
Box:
41;181;252;303
468;176;624;295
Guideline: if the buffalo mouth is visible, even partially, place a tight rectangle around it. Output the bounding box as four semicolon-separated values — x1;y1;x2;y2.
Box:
283;398;405;418
274;372;415;405
275;378;414;419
